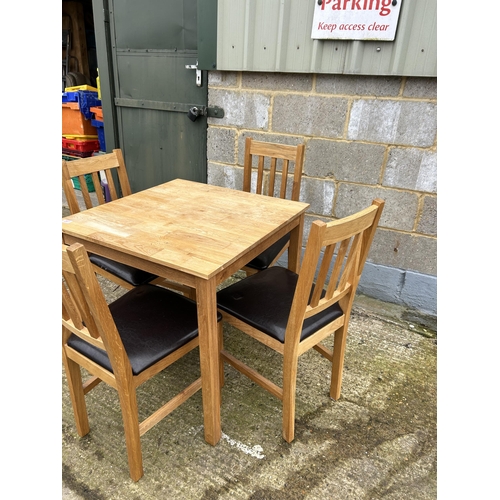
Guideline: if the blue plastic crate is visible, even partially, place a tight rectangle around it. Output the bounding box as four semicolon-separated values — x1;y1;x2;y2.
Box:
62;91;101;119
91;119;106;151
62;91;79;103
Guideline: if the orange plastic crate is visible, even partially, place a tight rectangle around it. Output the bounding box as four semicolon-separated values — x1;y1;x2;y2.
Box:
62;102;97;136
90;106;103;121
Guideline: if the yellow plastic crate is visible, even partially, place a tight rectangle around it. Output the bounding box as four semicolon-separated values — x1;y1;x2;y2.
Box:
62;134;98;140
64;84;98;92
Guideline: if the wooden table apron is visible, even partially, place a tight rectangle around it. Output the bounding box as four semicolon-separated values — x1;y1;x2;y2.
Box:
62;179;309;445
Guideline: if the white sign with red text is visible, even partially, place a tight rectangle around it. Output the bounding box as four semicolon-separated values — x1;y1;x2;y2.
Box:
311;0;403;41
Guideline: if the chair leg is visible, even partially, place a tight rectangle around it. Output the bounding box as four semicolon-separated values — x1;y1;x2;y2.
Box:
330;325;348;400
63;351;90;437
282;354;299;443
117;387;144;481
218;322;225;389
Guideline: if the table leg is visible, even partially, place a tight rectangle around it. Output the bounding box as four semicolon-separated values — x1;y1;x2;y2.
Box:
196;277;221;446
288;214;304;273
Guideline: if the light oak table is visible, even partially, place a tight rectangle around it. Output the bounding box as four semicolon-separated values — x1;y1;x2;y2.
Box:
62;178;310;445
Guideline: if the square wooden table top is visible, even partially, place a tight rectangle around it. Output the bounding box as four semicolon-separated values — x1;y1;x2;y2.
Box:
62;178;310;281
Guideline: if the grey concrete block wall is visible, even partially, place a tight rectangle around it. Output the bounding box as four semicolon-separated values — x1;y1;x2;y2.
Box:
305;140;385;184
348;100;437;147
207;72;437;317
384;149;437;192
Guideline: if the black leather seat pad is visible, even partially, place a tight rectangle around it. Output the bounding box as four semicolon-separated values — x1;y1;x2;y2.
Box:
217;266;343;344
68;284;221;375
89;254;157;286
245;234;290;271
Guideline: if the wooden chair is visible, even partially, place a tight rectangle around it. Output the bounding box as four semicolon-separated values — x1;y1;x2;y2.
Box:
217;199;384;443
242;137;305;275
62;149;194;298
62;242;221;481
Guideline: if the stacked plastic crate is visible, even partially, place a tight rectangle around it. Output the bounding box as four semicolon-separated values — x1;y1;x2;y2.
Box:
62;85;102;191
62;85;101;157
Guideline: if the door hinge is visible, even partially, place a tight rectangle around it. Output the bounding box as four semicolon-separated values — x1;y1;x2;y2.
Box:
114;98;224;119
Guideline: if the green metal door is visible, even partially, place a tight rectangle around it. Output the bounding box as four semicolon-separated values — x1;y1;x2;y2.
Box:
96;0;208;192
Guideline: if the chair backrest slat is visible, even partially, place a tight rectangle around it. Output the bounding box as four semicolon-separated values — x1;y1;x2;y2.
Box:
243;138;305;201
256;156;265;194
329;241;348;292
62;280;83;328
91;171;106;204
78;175;95;210
280;159;290;198
268;157;277;196
310;243;335;307
102;168;118;200
338;233;362;293
62;149;132;214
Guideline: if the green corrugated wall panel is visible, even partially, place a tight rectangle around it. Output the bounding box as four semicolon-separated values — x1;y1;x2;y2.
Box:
216;0;437;77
